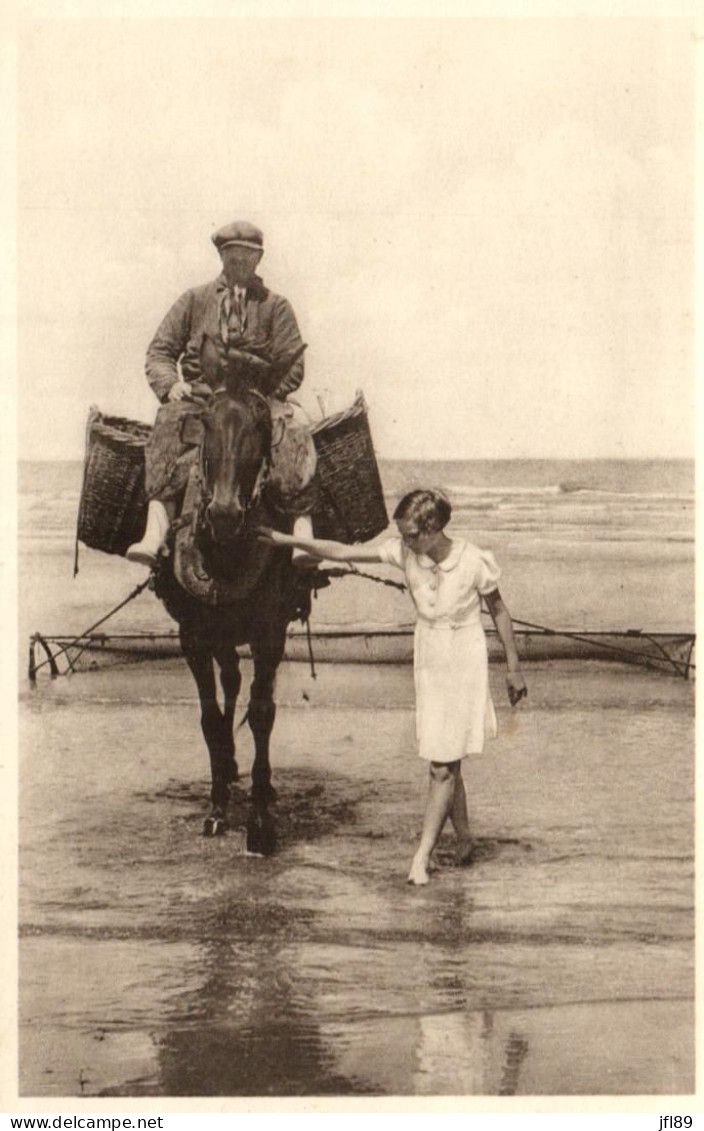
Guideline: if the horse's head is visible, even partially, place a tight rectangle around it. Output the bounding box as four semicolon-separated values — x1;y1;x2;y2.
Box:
201;387;273;544
186;337;274;546
190;333;277;539
201;332;278;400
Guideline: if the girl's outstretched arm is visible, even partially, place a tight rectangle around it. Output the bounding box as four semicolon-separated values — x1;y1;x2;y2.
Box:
256;527;385;564
483;589;527;706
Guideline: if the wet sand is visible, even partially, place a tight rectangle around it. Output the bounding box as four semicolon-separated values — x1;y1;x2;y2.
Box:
19;660;694;1097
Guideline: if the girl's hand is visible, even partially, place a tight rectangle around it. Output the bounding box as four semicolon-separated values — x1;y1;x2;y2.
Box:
506;672;527;706
255;526;293;546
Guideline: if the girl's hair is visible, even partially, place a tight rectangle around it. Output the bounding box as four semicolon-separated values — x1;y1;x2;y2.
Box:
393;489;452;533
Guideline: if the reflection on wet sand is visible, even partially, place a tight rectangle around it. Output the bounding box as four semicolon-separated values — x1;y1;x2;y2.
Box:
414;1013;528;1095
101;913;533;1096
321;999;692;1096
146;931;368;1096
415;1012;496;1094
19;665;695;1097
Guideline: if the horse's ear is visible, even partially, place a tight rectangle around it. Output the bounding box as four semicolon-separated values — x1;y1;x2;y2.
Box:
181;414;206;447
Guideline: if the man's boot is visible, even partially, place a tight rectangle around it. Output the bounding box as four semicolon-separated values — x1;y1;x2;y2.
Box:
126;500;171;567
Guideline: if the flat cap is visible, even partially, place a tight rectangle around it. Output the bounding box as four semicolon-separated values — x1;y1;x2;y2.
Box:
212;221;264;252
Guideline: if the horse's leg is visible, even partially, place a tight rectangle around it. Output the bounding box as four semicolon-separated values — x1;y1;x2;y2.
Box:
212;643;241;786
248;652;281;804
246;633;285;855
180;631;230;836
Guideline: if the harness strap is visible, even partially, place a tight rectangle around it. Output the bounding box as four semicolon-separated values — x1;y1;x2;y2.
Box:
305;617;317;680
171;512;194;534
195;387;273;527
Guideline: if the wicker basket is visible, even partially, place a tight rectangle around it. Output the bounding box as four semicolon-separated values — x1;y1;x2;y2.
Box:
76;392;388;557
76;407;152;557
310;392;388;542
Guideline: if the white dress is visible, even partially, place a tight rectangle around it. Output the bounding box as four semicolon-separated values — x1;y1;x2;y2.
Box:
378;537;501;762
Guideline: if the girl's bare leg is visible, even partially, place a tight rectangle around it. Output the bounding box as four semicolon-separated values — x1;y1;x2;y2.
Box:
408;761;460;885
449;769;475;864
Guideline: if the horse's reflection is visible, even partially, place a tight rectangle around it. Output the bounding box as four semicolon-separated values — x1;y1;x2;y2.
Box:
119;868;530;1097
146;910;368;1096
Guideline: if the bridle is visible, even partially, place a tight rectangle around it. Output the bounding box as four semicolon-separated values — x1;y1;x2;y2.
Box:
197;384;278;534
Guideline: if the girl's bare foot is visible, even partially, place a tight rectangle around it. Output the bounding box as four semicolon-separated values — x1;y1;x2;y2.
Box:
407;855;430;885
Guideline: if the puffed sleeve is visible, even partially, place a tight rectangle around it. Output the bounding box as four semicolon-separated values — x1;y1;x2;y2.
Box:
475;548;501;594
377;536;405;571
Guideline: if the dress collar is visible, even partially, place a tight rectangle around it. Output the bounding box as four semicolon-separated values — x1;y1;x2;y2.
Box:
415;538;464;572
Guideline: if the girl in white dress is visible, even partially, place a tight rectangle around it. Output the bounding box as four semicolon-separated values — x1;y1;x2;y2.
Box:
258;489;527;885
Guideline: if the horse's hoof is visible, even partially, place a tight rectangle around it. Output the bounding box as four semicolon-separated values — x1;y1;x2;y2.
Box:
203;815;228;837
246;813;276;856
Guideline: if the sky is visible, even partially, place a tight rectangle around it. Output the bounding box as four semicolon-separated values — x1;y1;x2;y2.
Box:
16;15;696;461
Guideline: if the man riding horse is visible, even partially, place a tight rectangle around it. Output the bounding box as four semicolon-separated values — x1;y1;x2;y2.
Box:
127;220;314;565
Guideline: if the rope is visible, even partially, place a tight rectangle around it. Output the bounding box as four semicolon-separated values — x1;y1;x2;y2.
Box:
313;568;695;677
318;564;407;594
29;578;152;678
509;616;695;676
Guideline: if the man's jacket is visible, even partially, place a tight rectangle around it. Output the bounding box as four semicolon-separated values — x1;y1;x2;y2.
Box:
145;273;305;403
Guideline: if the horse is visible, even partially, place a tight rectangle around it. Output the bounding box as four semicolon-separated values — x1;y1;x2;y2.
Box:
152;335;316;852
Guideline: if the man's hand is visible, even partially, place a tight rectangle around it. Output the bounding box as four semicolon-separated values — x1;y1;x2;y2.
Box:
188;381;213;404
506;672;527;706
167;381;193;403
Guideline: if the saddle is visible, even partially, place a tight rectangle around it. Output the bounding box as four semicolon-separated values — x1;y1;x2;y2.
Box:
148;396;317;508
267;401;318;517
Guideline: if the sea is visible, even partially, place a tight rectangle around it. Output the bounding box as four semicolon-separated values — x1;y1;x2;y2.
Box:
19;456;695;641
17;458;696;1098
